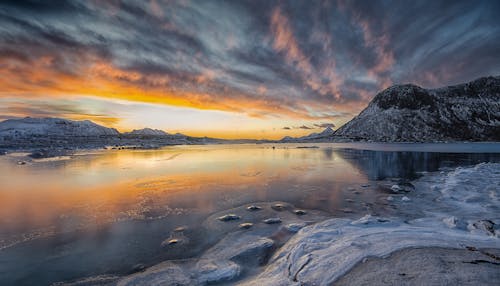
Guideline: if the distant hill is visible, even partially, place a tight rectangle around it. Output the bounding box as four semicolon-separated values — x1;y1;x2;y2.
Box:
334;76;500;142
125;128;169;136
0;117;119;138
281;126;334;142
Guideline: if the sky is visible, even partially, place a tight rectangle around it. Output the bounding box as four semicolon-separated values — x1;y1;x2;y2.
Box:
0;0;499;139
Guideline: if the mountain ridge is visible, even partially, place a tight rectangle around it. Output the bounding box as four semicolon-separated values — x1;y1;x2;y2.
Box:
333;76;500;142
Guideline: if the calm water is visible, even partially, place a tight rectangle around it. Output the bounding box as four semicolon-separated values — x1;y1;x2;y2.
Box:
0;143;499;285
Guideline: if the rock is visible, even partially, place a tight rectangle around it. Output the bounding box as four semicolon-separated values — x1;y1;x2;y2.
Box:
284;223;306;233
0;150;6;155
469;220;496;236
196;259;240;284
271;203;286;211
239;223;253;229
131;263;146;273
174;226;187;232
161;238;181;247
218;214;241;222
263;218;282;224
443;216;458;228
117;262;192;286
247;205;262;211
294;209;307;216
17;161;26;165
390;183;415;193
340;208;354;213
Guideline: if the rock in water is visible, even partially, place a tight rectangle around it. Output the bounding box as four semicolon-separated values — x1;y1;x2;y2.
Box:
271;203;286;211
263;218;282;224
217;214;241;222
239;223;254;229
246;205;262;211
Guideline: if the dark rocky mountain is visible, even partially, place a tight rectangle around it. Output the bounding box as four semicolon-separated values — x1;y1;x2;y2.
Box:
334;76;500;142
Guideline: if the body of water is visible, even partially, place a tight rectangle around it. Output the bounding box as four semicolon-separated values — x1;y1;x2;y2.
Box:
0;143;499;285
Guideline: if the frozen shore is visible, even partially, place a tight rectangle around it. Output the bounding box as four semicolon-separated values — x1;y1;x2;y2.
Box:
54;163;500;285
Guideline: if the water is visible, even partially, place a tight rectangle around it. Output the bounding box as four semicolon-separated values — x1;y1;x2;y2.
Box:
0;143;499;285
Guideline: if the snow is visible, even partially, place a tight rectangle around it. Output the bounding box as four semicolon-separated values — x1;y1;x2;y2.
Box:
281;127;335;142
0;117;119;137
125;128;169;136
241;162;500;285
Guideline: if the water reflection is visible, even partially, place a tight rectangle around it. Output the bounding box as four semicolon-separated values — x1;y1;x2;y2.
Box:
0;143;499;285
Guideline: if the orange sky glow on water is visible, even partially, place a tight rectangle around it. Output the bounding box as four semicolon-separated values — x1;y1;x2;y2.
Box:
0;145;368;248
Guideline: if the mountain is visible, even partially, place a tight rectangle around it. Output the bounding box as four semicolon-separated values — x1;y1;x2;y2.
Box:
125;128;169;136
281;127;334;142
0;117;119;138
334;76;500;142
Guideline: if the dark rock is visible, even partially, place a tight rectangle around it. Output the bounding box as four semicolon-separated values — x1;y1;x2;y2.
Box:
271;203;286;211
131;263;146;273
161;238;181;247
263;218;282;224
217;214;241;222
173;226;187;232
246;205;262;211
239;223;253;229
294;209;307;215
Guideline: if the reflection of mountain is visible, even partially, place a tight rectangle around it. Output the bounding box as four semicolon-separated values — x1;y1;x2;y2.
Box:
332;148;500;180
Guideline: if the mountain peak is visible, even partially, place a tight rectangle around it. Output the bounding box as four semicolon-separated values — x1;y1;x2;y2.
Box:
125;128;168;136
334;76;500;142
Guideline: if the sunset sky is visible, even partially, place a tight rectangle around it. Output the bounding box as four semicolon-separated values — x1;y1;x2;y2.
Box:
1;0;499;139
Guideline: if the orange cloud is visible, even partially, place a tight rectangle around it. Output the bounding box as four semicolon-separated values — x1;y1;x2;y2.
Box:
0;51;360;122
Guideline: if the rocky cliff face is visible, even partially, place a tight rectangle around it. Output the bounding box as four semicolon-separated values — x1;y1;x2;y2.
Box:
334;76;500;142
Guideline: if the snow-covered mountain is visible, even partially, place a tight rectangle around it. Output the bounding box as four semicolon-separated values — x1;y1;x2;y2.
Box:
125;128;169;136
0;117;119;137
334;76;500;142
281;126;334;142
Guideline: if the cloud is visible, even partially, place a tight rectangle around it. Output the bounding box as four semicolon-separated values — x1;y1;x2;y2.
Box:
0;0;498;125
282;126;291;130
298;125;313;130
314;123;335;128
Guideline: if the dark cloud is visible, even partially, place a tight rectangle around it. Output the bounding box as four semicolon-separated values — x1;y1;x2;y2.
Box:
314;123;335;128
0;0;499;119
298;125;313;130
282;126;291;130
